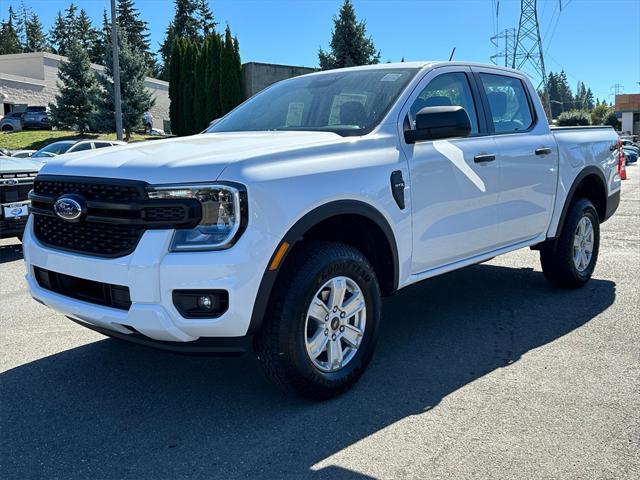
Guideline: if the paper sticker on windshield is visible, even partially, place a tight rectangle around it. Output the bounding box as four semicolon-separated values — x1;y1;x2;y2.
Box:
381;73;403;82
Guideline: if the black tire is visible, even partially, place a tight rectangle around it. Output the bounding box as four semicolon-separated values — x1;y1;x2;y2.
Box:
2;125;13;132
540;198;600;289
256;241;381;400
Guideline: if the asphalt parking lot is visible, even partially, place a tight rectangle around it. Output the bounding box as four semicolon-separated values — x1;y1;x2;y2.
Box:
1;166;638;480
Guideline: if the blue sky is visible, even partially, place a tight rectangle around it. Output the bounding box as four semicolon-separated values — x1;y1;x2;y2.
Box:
3;0;639;100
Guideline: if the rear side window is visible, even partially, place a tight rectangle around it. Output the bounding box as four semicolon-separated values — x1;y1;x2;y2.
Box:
94;142;113;149
479;73;534;133
70;143;92;152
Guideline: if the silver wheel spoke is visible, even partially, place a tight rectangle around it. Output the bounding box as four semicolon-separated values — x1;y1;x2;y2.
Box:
308;298;330;322
329;277;347;309
342;324;363;348
307;329;329;359
327;338;344;368
342;291;365;319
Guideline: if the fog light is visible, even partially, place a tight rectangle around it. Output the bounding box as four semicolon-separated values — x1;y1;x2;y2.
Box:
172;290;229;318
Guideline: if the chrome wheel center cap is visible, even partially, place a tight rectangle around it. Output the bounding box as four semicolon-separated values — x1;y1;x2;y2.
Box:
330;317;340;330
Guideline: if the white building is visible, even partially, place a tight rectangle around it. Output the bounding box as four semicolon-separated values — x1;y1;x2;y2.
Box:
0;52;169;130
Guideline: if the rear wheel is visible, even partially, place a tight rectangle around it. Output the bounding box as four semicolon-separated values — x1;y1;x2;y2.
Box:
2;125;13;131
256;241;381;400
540;198;599;288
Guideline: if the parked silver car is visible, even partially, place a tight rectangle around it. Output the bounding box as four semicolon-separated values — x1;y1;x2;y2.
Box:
0;112;24;132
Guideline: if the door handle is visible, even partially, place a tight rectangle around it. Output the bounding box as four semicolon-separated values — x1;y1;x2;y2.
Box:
535;147;552;156
474;154;496;163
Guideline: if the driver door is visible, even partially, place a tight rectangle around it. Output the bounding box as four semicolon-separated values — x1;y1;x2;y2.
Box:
399;67;501;273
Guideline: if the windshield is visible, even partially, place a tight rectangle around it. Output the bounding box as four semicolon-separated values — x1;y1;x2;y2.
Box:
32;142;73;158
207;68;419;136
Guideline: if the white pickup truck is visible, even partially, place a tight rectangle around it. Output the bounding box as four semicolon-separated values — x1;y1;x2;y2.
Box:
23;62;623;399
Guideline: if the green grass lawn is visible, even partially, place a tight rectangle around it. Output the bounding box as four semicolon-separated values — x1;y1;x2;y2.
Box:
0;130;161;151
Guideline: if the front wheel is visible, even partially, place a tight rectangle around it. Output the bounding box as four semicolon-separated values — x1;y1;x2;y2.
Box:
540;198;600;288
256;241;381;400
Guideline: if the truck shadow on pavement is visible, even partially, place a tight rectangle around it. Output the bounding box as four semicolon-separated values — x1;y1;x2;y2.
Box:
0;263;615;479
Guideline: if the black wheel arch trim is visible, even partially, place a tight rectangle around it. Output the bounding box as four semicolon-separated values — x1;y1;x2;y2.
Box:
552;166;608;239
247;200;400;334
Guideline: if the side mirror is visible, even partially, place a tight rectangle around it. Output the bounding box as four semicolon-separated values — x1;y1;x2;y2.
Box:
404;106;472;144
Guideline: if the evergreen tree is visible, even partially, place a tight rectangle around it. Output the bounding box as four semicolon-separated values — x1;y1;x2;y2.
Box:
193;38;209;132
117;0;156;74
180;39;198;134
49;40;99;132
196;0;216;37
220;26;243;115
204;33;222;124
91;9;110;64
76;9;99;63
95;28;155;140
160;0;200;77
15;2;29;49
0;7;22;55
48;11;67;55
25;12;48;52
168;37;184;135
557;71;573;111
318;0;380;70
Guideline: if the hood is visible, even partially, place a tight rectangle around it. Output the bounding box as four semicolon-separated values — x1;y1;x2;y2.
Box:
0;156;44;174
37;131;344;184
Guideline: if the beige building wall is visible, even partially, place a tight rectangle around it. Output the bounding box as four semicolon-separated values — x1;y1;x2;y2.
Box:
0;52;169;130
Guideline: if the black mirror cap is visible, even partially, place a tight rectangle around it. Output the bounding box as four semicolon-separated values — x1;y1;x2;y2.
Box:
405;106;472;144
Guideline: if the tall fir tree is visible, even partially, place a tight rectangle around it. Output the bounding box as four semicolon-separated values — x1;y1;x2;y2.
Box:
15;2;29;49
196;0;216;37
117;0;156;74
24;12;47;52
204;33;222;125
48;11;67;55
0;6;22;54
95;28;155;140
160;0;200;78
318;0;380;70
220;26;243;115
91;9;110;64
49;40;99;132
180;39;198;134
76;9;100;63
193;38;209;132
168;37;184;135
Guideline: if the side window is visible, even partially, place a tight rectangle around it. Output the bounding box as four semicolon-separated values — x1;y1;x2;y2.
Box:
479;73;534;133
408;72;479;134
70;142;92;152
94;142;113;149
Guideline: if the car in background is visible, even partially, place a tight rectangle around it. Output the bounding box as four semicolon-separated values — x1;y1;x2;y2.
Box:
11;150;36;158
622;147;638;164
32;139;126;159
22;106;50;130
0;112;24;132
0;156;43;240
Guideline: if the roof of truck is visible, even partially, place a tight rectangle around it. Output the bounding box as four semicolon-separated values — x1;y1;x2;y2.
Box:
307;61;526;77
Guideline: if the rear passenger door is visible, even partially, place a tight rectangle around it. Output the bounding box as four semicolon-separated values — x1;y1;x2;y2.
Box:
473;68;558;247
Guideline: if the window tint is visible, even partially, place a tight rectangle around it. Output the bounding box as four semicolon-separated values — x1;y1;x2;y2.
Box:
479;73;534;133
70;143;92;152
409;72;479;134
94;142;113;149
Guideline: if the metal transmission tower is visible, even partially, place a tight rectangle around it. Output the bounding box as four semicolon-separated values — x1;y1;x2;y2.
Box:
490;28;516;67
512;0;551;115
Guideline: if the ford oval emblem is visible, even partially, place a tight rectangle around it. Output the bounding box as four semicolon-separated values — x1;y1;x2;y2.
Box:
3;179;18;186
53;195;85;222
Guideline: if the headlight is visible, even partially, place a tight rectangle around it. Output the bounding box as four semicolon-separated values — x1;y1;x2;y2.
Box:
147;183;247;251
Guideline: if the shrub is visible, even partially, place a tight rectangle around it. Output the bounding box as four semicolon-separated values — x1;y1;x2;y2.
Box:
557;110;592;126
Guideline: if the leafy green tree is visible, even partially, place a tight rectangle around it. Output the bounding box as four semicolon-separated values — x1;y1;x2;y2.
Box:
95;28;155;140
557;110;592;126
590;103;614;125
0;7;22;55
49;41;99;132
25;12;48;52
603;110;620;130
318;0;380;70
219;26;243;115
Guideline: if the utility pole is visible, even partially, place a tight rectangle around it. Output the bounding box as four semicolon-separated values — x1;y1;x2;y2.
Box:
110;0;123;141
611;84;624;96
490;28;516;68
512;0;551;117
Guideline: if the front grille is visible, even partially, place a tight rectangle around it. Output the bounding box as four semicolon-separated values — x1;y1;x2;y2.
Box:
34;215;144;257
34;266;132;310
30;176;202;257
1;177;34;204
33;178;143;201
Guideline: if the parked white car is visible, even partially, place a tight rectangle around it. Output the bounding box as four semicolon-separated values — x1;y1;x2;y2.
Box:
31;140;126;159
23;62;622;398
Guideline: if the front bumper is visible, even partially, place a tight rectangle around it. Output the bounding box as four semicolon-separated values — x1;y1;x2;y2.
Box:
23;216;275;343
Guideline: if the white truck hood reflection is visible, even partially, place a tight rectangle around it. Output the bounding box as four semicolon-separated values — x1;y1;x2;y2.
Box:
37;131;343;184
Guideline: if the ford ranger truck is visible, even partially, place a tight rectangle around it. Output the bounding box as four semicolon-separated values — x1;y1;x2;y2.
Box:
23;62;622;399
